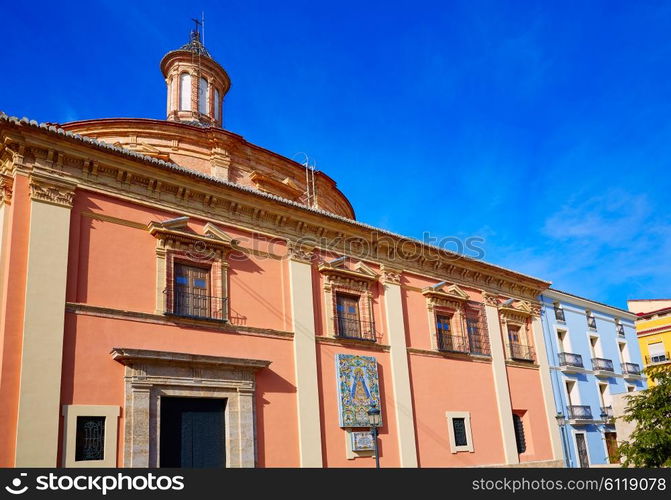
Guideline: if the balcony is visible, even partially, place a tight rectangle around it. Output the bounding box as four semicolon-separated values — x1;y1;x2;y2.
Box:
621;362;642;379
335;315;377;342
554;307;566;322
558;352;585;373
437;333;470;354
567;405;594;424
600;405;614;421
645;352;671;366
591;357;615;377
164;289;228;322
587;316;597;330
507;343;535;363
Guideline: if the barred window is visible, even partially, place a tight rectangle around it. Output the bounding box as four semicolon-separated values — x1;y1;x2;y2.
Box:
452;418;468;447
513;413;526;454
75;416;105;461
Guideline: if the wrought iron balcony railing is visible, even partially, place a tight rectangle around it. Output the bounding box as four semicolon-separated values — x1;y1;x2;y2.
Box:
554;307;566;322
621;362;641;375
600;406;614;420
164;289;228;322
567;405;593;420
335;315;377;342
646;352;670;365
507;343;535;362
437;333;470;354
558;352;584;368
592;357;615;372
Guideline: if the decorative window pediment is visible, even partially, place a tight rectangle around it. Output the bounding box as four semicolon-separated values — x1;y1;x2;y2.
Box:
422;282;470;310
148;216;235;250
499;300;536;325
319;257;379;285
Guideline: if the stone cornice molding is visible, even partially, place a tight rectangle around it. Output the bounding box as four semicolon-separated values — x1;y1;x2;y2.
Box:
29;173;75;208
1;123;550;301
110;347;271;372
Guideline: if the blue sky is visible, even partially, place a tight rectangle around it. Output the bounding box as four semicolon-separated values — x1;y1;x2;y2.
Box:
3;0;671;309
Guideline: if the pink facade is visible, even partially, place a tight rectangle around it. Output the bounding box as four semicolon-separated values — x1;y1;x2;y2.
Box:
0;29;562;468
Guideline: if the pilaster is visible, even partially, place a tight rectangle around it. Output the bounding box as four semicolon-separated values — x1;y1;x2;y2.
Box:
483;293;519;465
381;266;418;467
15;174;75;466
287;243;323;467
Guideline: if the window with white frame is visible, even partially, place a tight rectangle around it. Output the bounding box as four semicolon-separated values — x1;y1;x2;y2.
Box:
446;411;474;453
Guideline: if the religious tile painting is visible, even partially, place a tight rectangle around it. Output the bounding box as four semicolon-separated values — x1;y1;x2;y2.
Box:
336;354;381;428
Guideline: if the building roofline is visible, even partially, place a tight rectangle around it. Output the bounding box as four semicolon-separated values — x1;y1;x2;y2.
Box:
59;117;357;220
635;306;671;319
0;111;551;289
627;298;671;302
541;288;635;319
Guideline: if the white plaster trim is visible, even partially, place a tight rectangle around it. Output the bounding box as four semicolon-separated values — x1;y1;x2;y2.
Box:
446;411;474;453
61;405;120;468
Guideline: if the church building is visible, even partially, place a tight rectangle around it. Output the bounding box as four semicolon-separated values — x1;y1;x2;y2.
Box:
0;28;563;467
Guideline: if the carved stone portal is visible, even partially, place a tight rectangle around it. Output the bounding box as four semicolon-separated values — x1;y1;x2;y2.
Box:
111;347;270;468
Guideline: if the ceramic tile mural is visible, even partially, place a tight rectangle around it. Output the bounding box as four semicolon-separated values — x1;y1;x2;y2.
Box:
336;354;381;427
351;431;375;451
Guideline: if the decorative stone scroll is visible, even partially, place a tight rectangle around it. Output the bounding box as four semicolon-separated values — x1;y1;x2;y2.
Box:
29;174;76;208
0;174;13;206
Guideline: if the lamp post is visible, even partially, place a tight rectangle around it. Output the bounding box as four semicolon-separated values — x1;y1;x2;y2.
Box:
555;411;571;468
367;405;381;469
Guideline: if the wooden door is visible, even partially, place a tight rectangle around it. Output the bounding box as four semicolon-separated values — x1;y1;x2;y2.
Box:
605;432;619;464
160;397;227;468
575;433;590;468
174;264;210;318
336;294;361;338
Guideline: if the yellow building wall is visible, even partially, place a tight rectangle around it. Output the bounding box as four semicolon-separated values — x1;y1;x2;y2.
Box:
636;314;671;385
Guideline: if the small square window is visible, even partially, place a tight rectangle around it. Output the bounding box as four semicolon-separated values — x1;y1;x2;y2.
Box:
75;416;105;462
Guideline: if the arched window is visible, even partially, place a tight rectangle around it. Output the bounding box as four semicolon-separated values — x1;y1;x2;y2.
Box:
198;77;208;114
179;73;191;111
214;88;220;121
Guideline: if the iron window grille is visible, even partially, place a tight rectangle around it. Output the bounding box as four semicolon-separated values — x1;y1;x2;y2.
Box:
554;304;566;322
592;357;615;372
507;343;535;362
621;362;641;375
558;352;584;368
567;405;593;420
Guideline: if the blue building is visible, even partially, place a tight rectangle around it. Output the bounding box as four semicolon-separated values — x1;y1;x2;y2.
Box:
539;289;646;467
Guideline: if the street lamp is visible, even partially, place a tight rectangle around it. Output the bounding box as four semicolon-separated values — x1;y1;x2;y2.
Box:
367;405;381;469
555;411;571;467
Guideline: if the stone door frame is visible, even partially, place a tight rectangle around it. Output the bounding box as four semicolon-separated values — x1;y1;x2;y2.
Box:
111;348;270;468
